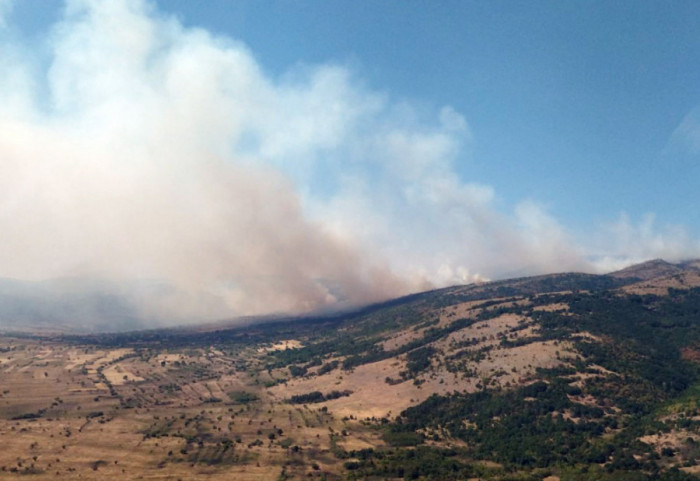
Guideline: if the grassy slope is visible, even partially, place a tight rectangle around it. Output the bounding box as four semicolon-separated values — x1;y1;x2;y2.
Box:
4;263;700;479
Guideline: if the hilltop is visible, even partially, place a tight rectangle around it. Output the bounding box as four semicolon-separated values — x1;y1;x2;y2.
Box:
2;259;700;480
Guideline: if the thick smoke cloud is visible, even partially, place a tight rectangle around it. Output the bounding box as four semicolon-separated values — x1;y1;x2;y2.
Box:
0;0;697;330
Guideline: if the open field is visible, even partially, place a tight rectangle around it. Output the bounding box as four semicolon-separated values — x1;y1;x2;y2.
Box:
0;337;380;480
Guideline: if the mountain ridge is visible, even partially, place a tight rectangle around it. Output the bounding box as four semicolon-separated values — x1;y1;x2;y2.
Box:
7;257;695;337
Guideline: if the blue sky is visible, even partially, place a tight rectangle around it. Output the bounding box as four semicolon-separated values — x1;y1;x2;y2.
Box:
162;0;700;230
1;0;699;323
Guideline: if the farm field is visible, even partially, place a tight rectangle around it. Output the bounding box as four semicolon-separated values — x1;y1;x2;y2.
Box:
0;339;379;480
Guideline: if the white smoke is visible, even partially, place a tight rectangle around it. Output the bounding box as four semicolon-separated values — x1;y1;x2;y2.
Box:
0;0;697;329
588;213;700;273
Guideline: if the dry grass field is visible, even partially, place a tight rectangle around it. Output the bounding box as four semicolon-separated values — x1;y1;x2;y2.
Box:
0;294;575;480
0;337;380;480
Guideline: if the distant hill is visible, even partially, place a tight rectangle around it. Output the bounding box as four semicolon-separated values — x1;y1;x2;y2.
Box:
609;258;699;280
7;257;697;335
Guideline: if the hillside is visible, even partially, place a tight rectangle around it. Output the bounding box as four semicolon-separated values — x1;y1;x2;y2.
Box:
2;260;700;480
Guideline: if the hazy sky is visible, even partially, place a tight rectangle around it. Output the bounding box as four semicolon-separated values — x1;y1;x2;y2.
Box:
1;0;699;325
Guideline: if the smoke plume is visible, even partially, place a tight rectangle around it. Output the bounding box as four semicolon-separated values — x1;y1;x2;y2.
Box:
0;0;697;330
